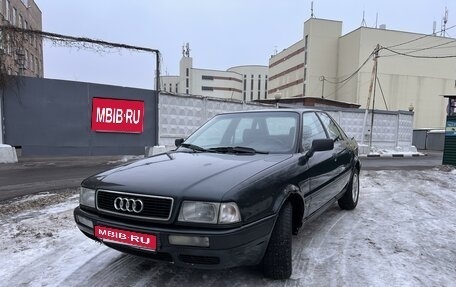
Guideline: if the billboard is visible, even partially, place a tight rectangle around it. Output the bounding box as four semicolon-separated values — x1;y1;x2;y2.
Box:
91;97;145;133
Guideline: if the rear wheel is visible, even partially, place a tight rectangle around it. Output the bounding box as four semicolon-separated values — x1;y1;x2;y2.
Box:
338;169;359;210
262;201;292;279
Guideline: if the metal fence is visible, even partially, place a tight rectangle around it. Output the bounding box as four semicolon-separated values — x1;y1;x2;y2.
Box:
2;77;158;156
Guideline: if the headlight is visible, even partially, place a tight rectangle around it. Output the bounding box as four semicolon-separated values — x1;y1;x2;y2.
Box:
79;187;96;208
219;203;241;224
178;201;219;224
178;201;241;224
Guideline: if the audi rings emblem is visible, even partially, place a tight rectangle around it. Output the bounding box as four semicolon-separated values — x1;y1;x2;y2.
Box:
113;197;144;213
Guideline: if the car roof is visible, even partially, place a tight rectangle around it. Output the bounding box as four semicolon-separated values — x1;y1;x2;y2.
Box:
218;108;322;115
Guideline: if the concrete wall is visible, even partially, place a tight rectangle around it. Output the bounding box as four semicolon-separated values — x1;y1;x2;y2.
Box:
2;77;157;155
323;107;414;150
159;93;271;146
159;93;414;152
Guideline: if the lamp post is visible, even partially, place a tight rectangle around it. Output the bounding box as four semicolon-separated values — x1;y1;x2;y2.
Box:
274;92;282;108
319;76;325;99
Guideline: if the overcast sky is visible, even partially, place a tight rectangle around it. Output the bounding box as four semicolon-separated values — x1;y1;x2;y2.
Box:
35;0;454;90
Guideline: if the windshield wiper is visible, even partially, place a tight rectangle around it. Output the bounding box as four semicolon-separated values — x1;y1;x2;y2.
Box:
180;143;211;153
208;146;269;154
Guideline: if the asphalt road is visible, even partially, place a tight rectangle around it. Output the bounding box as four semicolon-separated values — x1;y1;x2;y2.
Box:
0;155;135;201
0;150;444;202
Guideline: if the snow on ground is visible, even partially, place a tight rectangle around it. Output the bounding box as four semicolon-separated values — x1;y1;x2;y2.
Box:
0;168;455;287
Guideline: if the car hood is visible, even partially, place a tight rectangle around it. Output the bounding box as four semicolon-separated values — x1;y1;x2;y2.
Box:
83;152;292;201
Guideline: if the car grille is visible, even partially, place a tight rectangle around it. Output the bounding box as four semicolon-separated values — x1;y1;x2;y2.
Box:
96;190;173;221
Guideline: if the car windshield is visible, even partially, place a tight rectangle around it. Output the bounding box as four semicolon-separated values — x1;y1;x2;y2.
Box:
182;111;299;154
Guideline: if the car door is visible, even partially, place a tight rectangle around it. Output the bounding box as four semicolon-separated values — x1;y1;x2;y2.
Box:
299;112;336;216
316;112;353;199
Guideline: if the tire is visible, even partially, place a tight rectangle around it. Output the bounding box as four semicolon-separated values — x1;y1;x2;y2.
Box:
338;169;360;210
262;201;292;280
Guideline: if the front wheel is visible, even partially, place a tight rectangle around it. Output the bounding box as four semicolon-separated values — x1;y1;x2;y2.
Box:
338;169;359;210
262;201;292;279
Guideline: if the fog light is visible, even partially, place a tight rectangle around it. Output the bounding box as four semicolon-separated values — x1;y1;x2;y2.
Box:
76;215;94;228
169;235;210;247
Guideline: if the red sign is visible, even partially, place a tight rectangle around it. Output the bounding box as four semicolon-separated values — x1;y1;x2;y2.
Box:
95;226;157;251
91;97;144;133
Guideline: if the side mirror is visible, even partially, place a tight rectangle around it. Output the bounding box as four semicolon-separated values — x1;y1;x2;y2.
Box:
299;138;334;165
175;138;184;147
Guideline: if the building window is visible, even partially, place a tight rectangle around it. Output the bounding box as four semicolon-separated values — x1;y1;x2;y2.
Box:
250;91;253;101
186;89;189;94
243;91;246;101
264;75;268;99
201;86;214;91
304;51;308;65
304;68;307;81
175;83;178;93
202;75;214;80
186;78;189;88
12;7;16;25
258;75;261;100
5;1;10;21
186;68;189;77
243;75;246;91
250;75;254;91
304;35;308;49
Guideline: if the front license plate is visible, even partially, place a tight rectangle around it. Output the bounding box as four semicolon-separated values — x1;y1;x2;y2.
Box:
94;226;157;251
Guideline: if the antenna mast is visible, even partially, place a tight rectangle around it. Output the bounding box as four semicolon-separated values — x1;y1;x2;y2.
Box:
361;10;367;27
442;7;449;37
311;1;315;18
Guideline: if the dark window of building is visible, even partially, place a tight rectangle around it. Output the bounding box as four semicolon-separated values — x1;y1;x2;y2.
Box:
304;35;308;49
186;78;189;88
304;51;308;65
186;68;189;77
202;86;213;91
175;83;178;93
258;75;261;100
250;75;254;91
304;68;307;81
243;91;246;101
250;91;253;101
186;89;189;94
264;76;268;99
202;75;214;80
243;75;246;92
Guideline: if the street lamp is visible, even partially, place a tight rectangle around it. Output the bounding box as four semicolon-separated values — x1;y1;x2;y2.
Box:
274;92;282;108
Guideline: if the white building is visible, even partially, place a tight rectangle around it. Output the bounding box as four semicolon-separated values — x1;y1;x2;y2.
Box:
161;46;268;102
268;18;456;129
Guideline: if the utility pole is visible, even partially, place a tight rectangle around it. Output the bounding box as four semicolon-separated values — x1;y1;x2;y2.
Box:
369;44;380;151
360;44;380;148
155;51;161;146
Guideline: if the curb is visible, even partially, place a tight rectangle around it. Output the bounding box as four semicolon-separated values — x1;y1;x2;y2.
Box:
360;153;426;158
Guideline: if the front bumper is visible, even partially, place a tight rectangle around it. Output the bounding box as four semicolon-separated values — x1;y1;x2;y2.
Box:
74;207;276;269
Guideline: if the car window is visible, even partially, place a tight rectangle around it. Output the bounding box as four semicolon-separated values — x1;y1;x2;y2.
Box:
317;112;344;141
184;112;299;153
188;118;231;147
302;112;327;151
233;118;253;144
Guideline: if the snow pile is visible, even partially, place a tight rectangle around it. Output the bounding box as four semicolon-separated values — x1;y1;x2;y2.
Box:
0;170;455;286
